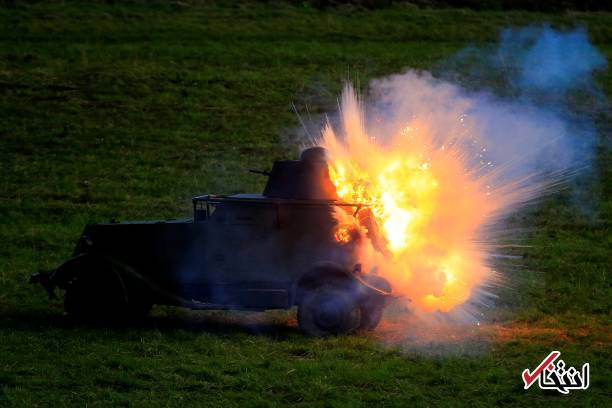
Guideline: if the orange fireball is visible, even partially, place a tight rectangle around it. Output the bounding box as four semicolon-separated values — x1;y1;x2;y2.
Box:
320;84;496;312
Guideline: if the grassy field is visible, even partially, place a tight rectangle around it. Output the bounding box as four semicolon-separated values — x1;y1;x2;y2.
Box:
1;1;610;406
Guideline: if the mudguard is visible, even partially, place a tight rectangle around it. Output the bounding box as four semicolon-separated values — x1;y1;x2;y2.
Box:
30;253;128;302
293;261;393;305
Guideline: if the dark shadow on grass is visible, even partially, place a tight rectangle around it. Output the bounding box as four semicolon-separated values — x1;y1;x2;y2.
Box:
0;306;300;340
148;307;301;339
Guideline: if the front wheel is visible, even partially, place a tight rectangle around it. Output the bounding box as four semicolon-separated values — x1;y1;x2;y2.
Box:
298;285;361;337
359;296;385;331
358;275;391;331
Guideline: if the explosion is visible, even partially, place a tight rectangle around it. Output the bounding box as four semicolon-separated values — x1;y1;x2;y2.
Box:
310;26;605;317
321;84;497;312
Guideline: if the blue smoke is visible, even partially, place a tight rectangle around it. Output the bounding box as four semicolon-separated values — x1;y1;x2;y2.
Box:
504;27;607;93
427;25;608;217
438;25;608;105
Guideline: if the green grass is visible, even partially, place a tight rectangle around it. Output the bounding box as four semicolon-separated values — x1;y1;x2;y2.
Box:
0;1;610;406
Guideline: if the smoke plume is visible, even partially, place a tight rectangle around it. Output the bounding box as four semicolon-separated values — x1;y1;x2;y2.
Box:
311;25;607;342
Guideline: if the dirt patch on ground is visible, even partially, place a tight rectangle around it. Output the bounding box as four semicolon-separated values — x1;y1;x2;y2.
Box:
373;309;610;355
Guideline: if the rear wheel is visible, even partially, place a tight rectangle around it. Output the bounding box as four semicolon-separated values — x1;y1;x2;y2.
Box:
298;285;360;337
64;267;150;323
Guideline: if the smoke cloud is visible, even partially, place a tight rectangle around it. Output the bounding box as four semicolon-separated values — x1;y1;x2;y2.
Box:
501;26;606;94
311;25;607;349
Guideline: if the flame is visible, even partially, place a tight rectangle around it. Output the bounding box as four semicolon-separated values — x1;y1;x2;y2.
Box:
334;224;352;244
333;216;367;245
321;85;498;313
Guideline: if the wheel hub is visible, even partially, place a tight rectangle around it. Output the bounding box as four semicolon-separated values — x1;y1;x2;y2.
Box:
315;299;343;329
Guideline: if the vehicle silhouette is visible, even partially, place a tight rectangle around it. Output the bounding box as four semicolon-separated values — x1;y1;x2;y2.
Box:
31;147;392;336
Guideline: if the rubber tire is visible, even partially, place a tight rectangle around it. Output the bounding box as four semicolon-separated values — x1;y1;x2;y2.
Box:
64;268;149;323
298;285;361;337
359;296;385;331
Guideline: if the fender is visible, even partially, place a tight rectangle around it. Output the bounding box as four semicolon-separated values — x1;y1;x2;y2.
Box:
31;253;128;302
293;261;391;305
31;253;222;308
354;274;393;296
